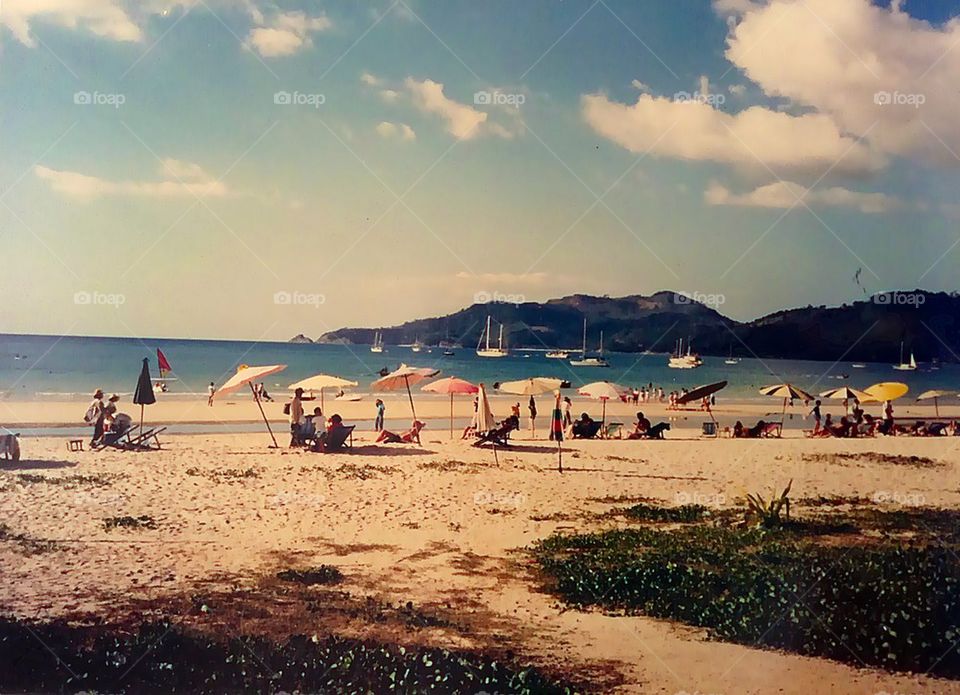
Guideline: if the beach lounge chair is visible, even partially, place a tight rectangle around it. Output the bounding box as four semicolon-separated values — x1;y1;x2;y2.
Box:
377;421;425;444
571;421;602;439
701;421;718;438
316;425;354;452
473;418;517;448
603;422;624;439
95;426;167;451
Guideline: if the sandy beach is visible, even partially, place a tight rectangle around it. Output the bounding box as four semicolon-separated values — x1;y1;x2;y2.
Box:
2;427;959;693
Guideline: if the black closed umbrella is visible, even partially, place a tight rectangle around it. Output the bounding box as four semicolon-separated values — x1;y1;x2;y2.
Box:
133;357;156;435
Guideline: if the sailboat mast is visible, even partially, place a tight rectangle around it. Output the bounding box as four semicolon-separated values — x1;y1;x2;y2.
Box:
498;323;503;350
486;316;492;351
581;317;587;355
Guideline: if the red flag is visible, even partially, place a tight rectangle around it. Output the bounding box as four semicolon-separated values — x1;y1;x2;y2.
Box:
156;348;172;378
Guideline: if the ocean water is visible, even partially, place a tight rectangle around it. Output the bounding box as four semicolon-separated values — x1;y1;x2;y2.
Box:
0;333;956;404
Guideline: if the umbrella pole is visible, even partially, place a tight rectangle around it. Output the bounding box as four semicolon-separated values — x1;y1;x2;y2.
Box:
139;404;144;437
250;382;279;448
557;437;562;473
404;376;419;444
781;397;787;425
935;397;940;417
450;393;454;440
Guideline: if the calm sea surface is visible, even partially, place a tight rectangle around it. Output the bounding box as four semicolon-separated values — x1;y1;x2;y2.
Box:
1;333;955;404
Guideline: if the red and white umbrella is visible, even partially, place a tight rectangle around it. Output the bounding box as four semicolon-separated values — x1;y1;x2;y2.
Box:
422;376;478;438
372;364;440;439
578;381;628;425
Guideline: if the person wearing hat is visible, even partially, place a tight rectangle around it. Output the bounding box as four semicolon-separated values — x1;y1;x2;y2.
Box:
287;387;315;447
103;394;121;432
84;389;106;447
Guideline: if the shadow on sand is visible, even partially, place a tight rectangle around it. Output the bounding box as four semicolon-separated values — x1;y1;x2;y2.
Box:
0;459;78;471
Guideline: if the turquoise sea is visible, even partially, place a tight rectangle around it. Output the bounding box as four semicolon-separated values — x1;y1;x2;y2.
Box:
1;333;956;405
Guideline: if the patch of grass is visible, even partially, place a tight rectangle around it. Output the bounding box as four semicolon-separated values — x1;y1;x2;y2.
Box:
0;619;576;694
103;515;157;531
0;523;57;554
418;460;486;473
327;463;400;480
803;452;941;468
619;503;707;523
533;521;960;678
12;473;120;488
185;467;259;481
277;565;343;586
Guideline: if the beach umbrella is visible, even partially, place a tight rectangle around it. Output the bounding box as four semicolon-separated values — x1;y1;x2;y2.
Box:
759;383;814;422
819;386;871;402
676;381;727;424
577;381;628;426
133;358;156;437
371;364;440;442
497;377;563;396
862;381;909;403
287;374;358;410
917;389;949;416
476;382;498;463
421;377;478;439
550;390;564;473
215;364;287;447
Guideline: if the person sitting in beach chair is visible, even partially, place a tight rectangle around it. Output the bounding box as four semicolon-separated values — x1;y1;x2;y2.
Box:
474;416;518;448
571;413;602;439
376;420;425;444
313;414;354;452
644;422;671;439
626;411;651;439
743;419;768;438
733;420;745;438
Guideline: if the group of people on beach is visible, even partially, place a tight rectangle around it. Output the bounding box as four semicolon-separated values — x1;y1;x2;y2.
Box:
83;389;131;446
286;387;351;450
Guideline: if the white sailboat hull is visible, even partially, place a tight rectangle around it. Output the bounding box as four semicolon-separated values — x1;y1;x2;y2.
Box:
570;358;609;367
476;349;508;358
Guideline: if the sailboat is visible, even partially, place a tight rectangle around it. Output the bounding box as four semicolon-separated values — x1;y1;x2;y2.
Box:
724;345;739;365
476;316;508;358
569;319;609;367
545;349;569;359
892;342;917;371
668;338;703;369
370;331;384;353
411;337;424;353
156;348;177;381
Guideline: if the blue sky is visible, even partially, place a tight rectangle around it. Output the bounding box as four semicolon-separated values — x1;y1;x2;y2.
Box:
2;0;959;340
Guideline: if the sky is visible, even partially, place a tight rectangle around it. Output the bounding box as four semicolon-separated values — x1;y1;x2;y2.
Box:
2;0;960;341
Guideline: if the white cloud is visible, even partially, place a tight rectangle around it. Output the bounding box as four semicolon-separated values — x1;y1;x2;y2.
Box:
34;160;229;201
712;0;763;17
728;84;747;96
705;180;902;214
379;89;400;103
725;0;960;166
375;121;416;141
631;79;651;92
360;71;381;86
581;92;884;177
247;10;331;58
404;78;488;140
3;0;142;47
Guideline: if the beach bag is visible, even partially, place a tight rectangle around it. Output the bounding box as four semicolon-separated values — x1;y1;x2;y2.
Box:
83;403;99;424
283;402;291;415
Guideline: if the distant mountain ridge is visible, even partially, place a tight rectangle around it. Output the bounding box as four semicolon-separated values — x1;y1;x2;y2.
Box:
307;290;960;363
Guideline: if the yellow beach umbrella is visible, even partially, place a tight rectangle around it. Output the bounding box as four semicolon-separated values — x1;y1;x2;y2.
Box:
862;382;909;403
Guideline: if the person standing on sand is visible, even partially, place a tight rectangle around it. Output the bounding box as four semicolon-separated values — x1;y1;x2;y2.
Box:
207;382;216;406
528;395;537;436
511;402;521;420
563;396;572;427
374;399;385;431
809;399;822;433
287;387;314;446
84;389;105;447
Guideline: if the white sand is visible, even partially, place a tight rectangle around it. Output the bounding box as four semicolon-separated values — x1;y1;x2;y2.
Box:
2;429;959;693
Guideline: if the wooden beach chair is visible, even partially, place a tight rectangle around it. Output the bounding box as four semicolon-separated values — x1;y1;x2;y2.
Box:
95;426;167;451
603;422;624;439
760;422;783;438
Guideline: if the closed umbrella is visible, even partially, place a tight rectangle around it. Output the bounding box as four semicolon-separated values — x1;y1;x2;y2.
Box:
917;389;949;416
476;382;498;463
550;390;564;473
287;374;358;410
578;381;628;427
372;364;440;443
215;364;287;447
133;358;156;437
759;383;814;423
422;377;478;439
